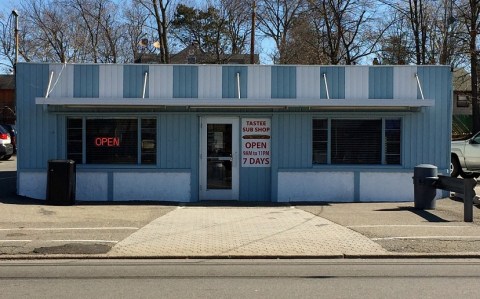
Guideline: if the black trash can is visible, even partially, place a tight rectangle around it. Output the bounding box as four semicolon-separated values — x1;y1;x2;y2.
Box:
413;164;437;210
46;159;76;205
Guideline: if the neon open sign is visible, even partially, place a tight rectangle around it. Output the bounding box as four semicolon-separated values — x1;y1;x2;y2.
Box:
95;137;120;147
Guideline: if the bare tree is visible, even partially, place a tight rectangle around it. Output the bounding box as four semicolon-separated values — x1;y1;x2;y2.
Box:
257;0;307;64
280;11;330;64
70;0;102;63
136;0;175;63
380;0;437;65
0;12;15;72
292;0;386;65
377;12;413;64
123;2;152;62
217;0;251;55
21;0;78;63
67;0;124;63
457;0;480;133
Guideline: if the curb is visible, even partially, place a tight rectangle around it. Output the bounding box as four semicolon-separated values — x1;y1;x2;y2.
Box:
2;253;480;260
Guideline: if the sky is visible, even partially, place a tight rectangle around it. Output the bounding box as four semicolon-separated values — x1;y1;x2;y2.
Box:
0;1;18;16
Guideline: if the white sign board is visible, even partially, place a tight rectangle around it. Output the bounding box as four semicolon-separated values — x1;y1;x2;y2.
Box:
241;118;271;167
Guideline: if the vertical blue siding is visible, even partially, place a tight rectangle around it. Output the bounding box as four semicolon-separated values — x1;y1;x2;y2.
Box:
240;168;271;201
158;114;197;169
123;65;149;98
403;66;451;171
274;114;311;168
74;65;99;98
369;67;393;99
271;66;296;98
16;63;58;169
173;66;198;98
222;66;248;98
320;67;345;99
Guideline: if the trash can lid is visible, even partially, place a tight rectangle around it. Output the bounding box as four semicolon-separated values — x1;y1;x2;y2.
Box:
414;164;437;169
48;159;75;164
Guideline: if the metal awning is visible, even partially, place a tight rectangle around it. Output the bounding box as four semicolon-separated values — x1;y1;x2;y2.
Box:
36;97;434;109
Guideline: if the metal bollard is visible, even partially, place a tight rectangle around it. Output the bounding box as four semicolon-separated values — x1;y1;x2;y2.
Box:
463;178;476;222
413;164;438;210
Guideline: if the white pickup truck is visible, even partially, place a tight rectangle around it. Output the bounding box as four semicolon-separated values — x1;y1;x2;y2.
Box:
451;131;480;178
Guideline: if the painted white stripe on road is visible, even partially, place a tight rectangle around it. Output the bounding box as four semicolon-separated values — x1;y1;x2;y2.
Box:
0;240;32;242
0;239;118;243
0;227;138;231
48;240;118;243
372;236;480;241
349;225;469;228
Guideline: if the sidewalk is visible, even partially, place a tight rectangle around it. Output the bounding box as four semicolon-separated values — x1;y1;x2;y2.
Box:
1;195;479;258
108;206;387;257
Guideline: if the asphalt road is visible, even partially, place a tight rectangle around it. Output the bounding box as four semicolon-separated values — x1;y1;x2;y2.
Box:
1;259;479;298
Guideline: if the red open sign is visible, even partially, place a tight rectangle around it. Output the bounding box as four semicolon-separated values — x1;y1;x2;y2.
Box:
95;137;120;147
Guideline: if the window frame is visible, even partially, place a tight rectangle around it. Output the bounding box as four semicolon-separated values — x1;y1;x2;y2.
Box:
312;117;402;166
456;94;470;108
66;116;157;166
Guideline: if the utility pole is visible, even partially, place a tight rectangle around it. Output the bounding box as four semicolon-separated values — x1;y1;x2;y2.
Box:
250;0;256;64
12;10;18;74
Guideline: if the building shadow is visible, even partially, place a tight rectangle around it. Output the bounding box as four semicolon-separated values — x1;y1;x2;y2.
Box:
375;206;450;222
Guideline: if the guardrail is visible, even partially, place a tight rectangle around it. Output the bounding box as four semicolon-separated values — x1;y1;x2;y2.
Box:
413;164;477;222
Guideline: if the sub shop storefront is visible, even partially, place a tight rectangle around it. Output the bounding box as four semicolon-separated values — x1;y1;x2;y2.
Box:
16;63;452;203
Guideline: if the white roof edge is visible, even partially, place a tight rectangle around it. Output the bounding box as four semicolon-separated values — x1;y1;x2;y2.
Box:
35;97;434;107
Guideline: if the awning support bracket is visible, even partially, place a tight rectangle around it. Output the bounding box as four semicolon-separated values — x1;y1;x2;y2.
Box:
236;72;241;99
415;73;425;100
142;71;148;99
323;73;330;100
45;71;54;98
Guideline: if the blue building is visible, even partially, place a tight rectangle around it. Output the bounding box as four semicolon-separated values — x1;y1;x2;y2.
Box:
16;63;452;202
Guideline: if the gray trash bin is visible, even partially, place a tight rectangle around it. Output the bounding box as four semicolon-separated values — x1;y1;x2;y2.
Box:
46;159;76;205
413;164;437;209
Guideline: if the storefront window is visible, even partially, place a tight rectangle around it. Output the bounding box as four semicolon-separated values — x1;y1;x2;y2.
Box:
86;119;138;164
312;119;328;164
312;118;401;165
141;119;156;164
67;117;157;165
67;118;83;163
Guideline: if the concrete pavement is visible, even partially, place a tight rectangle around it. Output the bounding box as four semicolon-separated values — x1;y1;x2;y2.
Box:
0;197;479;258
1;156;480;258
108;207;387;257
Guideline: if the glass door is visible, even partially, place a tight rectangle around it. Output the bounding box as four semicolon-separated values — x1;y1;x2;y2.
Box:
200;117;239;200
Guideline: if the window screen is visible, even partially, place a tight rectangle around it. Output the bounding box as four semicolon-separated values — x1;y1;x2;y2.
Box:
331;119;382;164
312;118;401;165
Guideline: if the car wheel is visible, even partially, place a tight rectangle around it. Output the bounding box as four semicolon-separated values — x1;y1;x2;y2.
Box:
1;155;11;161
451;156;461;177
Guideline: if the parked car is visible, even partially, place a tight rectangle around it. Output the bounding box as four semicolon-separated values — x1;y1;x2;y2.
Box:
0;124;16;154
0;125;13;160
451;131;480;178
